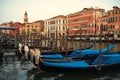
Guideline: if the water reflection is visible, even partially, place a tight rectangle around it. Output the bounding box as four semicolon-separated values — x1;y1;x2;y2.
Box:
0;55;35;80
0;42;120;80
33;72;64;80
32;69;120;80
0;56;120;80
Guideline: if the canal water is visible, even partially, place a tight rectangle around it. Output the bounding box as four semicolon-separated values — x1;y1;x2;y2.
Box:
0;42;120;80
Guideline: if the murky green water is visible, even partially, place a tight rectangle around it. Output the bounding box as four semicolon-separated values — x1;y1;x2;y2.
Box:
0;42;120;80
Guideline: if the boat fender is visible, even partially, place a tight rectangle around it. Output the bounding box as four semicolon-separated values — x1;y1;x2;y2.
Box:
30;49;35;62
24;45;29;59
34;49;40;65
18;43;22;54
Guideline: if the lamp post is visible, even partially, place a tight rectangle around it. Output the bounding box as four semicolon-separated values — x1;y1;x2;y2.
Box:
55;28;58;51
0;30;2;50
23;30;25;45
41;32;43;48
48;27;50;48
107;29;110;51
79;26;82;60
74;30;77;49
72;28;78;49
27;26;30;47
65;27;69;58
94;9;97;49
98;24;103;72
14;30;17;48
33;29;36;49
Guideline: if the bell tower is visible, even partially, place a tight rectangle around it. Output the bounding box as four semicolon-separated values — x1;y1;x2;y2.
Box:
24;11;28;24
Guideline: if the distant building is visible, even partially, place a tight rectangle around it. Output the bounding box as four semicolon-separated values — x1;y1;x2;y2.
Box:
96;6;120;38
22;11;44;46
21;11;44;36
96;16;108;35
67;7;106;37
0;21;13;34
44;15;67;38
10;22;23;35
43;15;67;49
1;6;120;40
107;6;120;38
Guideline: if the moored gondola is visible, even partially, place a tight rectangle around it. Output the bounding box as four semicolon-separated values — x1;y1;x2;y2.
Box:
18;43;120;73
40;42;94;55
33;44;114;59
18;43;95;59
38;52;120;72
18;42;94;55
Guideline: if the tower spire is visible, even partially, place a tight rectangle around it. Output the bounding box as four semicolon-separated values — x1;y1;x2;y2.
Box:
24;11;28;24
25;11;27;15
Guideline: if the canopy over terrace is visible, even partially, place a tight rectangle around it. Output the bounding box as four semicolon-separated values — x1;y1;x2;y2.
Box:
0;26;19;48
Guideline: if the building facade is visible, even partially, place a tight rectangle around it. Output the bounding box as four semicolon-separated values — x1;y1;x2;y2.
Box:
44;15;67;38
67;7;106;38
0;21;14;34
24;20;44;37
96;6;120;39
107;6;120;38
1;6;120;45
12;22;23;35
96;16;108;35
44;15;67;49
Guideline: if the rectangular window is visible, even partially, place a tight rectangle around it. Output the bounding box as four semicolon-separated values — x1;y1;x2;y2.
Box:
56;20;58;24
114;17;115;21
116;11;117;14
116;16;117;21
59;26;60;30
72;26;79;30
73;19;79;22
48;21;50;25
56;26;58;30
113;11;114;15
63;20;65;24
59;20;61;24
50;26;55;31
50;20;55;24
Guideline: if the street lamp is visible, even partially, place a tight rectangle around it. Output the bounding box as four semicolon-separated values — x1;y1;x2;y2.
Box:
98;23;103;72
41;32;43;47
65;27;69;58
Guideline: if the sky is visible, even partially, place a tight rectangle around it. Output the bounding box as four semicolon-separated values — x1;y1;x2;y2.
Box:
0;0;120;24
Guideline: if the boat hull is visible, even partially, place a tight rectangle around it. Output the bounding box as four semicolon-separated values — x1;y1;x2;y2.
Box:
38;53;120;72
38;61;120;72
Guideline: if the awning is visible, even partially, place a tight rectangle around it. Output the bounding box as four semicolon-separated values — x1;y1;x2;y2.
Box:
0;26;18;30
